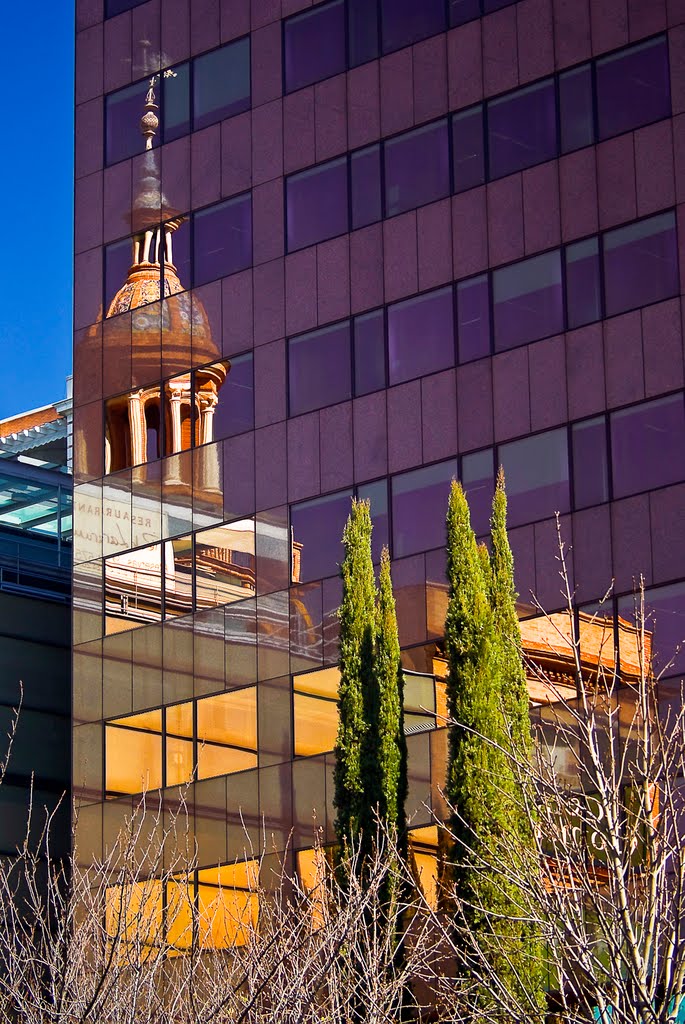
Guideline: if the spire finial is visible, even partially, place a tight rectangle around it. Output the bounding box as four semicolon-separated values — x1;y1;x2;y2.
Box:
140;76;159;151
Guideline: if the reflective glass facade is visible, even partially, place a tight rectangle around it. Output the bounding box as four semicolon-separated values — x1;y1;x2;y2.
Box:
76;0;685;924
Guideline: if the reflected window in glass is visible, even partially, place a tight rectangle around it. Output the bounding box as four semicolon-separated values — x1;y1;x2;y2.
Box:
487;79;557;179
195;520;256;609
610;394;685;500
596;36;670;141
164;534;193;618
572;417;609;510
461;448;495;536
452;106;485;193
457;275;490;363
293;667;340;756
348;0;380;66
384;120;450;218
196;688;258;779
163;63;190;142
498;429;570;527
105;238;135;318
284;0;346;93
493;250;563;352
194;194;252;286
206;353;254;440
105;80;151;165
289;322;352;416
559;64;594;154
105;544;164;633
603;212;678;318
290;489;352;584
354;308;386;396
391;459;459;559
193;38;251;130
351;144;382;229
357;478;389;562
565;237;602;329
287;158;348;252
105;709;163;796
380;0;446;53
387;287;455;386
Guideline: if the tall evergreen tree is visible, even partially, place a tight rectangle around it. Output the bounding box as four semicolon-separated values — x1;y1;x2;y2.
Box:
334;499;376;853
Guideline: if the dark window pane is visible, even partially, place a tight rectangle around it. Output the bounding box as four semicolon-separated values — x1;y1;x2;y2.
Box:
461;448;495;537
106;79;151;165
452;105;485;193
351;145;382;229
287;158;349;252
381;0;445;53
163;63;190;143
193;38;251;131
559;63;594;154
289;322;353;416
484;0;517;10
106;0;147;13
353;309;386;396
603;212;678;317
566;237;602;329
166;218;191;292
384;120;450;218
572;416;609;509
596;36;670;141
610;394;685;500
284;0;346;93
392;459;459;559
387;287;455;386
499;429;570;528
488;78;557;179
202;353;254;440
457;274;490;363
357;479;389;563
291;490;353;584
105;238;135;315
449;0;481;27
193;194;252;286
493;250;563;352
619;582;685;678
348;0;380;67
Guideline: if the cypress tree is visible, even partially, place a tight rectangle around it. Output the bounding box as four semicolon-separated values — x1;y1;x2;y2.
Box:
334;499;376;854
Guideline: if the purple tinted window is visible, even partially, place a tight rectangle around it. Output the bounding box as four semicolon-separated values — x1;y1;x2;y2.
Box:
449;0;481;26
603;212;678;318
392;459;459;559
105;238;134;315
596;36;670;141
380;0;446;53
351;145;382;229
457;275;491;363
193;38;251;131
106;0;146;12
493;251;563;352
499;429;570;528
289;322;352;416
193;195;252;286
461;448;495;537
284;1;346;93
610;395;685;500
566;237;602;330
384;121;450;218
488;79;557;180
210;353;254;439
618;581;685;678
163;62;190;143
559;64;594;154
348;0;380;67
387;287;455;386
572;416;609;510
106;80;151;165
484;0;518;10
452;105;485;193
354;309;386;396
291;489;352;583
357;479;389;563
287;158;349;252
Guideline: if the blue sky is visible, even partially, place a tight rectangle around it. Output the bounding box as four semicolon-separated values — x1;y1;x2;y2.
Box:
0;5;74;419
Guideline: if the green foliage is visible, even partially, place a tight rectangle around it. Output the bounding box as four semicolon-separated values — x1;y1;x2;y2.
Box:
335;503;407;861
444;476;546;1016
